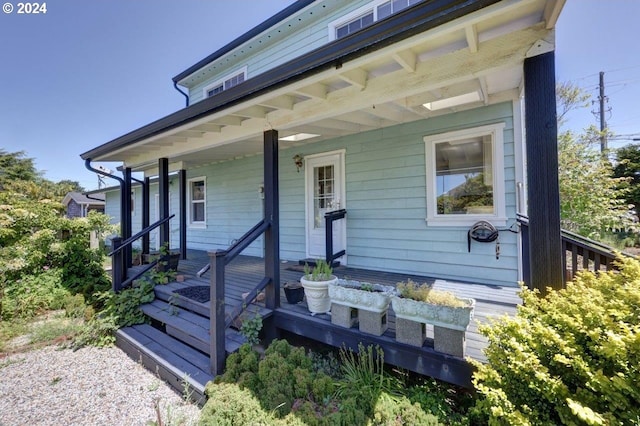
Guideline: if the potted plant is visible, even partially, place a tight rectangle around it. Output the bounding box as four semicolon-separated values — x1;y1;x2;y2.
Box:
300;259;337;314
391;279;475;356
283;281;305;304
328;279;396;335
155;243;180;273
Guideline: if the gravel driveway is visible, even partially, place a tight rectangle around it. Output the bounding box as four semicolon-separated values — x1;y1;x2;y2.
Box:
0;345;200;426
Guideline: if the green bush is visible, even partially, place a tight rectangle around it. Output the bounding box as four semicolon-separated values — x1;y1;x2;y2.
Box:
472;256;640;425
200;382;305;426
1;269;70;320
371;392;441;426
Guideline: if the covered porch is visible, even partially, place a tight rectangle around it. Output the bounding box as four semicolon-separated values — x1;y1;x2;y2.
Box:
117;250;519;400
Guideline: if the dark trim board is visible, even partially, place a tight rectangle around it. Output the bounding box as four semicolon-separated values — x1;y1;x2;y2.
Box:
273;308;474;388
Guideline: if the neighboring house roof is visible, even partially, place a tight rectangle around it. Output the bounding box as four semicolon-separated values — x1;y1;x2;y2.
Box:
80;0;501;162
62;191;105;206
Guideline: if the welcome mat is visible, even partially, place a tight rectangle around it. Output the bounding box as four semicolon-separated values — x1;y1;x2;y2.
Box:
173;286;210;303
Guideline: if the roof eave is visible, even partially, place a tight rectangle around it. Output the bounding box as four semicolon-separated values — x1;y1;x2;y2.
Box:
81;0;500;162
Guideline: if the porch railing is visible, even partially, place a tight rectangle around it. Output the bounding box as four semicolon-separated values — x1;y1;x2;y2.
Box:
518;215;629;286
109;214;175;292
325;209;346;266
199;218;273;374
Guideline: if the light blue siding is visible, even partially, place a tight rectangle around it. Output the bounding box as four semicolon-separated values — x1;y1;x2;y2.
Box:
277;102;519;287
102;103;519;287
188;0;377;104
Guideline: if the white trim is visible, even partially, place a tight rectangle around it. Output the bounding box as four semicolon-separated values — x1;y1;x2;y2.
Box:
131;188;136;217
424;123;506;227
202;66;248;99
513;97;525;282
188;176;207;228
328;0;422;41
304;149;347;264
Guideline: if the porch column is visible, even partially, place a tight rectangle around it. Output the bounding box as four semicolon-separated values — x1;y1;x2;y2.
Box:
179;169;187;260
142;177;150;255
524;51;563;294
264;129;280;310
123;167;132;269
158;158;170;249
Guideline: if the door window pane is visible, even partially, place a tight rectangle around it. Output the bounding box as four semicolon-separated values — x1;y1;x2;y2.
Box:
314;165;336;228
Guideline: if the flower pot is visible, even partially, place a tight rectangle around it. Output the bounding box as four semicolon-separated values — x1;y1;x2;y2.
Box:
328;279;395;313
283;282;305;304
391;296;475;331
391;296;475;356
300;275;337;314
156;252;180;272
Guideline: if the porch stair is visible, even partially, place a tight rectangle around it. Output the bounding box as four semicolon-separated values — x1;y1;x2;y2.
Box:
116;282;273;404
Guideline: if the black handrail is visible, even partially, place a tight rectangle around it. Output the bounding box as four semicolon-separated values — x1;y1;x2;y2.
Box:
517;214;633;286
197;219;267;277
108;214;175;256
325;209;346;265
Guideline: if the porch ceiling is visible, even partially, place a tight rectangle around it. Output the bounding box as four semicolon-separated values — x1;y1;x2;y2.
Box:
93;0;562;173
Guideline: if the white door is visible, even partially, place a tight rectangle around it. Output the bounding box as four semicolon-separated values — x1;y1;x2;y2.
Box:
305;150;346;263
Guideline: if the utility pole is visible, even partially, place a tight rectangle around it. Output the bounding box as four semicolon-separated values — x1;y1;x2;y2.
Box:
599;71;607;152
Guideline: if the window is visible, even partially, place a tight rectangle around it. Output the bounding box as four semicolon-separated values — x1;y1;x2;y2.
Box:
188;177;206;226
203;67;247;98
330;0;423;40
424;123;506;226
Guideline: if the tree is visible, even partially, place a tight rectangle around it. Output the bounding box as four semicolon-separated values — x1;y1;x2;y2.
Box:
0;149;40;186
556;83;637;240
613;144;640;218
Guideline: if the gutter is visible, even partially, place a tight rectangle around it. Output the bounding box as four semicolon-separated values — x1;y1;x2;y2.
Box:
81;0;499;161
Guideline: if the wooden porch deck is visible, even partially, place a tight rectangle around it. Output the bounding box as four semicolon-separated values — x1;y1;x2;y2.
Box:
117;250;520;399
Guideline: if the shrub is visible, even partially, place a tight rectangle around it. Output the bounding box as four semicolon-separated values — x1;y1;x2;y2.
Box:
371;392;441;426
335;344;403;416
201;382;305;426
1;269;69;320
472;256;640;425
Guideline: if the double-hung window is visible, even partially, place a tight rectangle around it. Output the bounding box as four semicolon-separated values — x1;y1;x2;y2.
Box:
203;67;247;99
189;177;206;227
330;0;423;40
424;123;506;226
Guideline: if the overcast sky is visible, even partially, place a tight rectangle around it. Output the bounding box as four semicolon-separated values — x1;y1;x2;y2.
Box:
1;0;638;191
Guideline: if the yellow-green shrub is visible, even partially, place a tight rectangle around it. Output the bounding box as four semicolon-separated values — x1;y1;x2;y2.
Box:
472;256;640;425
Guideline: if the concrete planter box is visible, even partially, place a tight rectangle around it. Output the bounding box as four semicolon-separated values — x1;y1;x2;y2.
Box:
328;279;396;335
328;280;396;313
300;275;337;314
391;296;475;356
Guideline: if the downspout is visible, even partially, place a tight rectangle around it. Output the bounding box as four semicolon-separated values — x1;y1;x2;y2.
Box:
85;158;126;237
173;81;189;107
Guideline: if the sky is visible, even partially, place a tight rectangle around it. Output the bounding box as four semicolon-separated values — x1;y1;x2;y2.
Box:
1;0;639;191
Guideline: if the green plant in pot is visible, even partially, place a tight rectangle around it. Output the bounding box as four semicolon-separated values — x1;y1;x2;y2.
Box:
300;259;337;314
391;279;475;356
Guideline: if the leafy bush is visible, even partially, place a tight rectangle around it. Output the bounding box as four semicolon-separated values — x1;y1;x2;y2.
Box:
472;256;640;425
201;382;305;426
406;377;473;423
1;269;69;320
371;392;441;426
335;343;401;416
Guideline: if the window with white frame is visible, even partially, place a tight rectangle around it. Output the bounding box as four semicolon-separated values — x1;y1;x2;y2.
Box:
188;177;206;226
330;0;423;40
203;67;247;98
424;123;506;226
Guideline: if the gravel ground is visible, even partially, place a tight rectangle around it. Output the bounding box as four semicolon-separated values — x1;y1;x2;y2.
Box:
0;345;201;426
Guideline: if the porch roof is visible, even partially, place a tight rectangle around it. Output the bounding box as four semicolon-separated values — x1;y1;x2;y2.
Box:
80;0;564;173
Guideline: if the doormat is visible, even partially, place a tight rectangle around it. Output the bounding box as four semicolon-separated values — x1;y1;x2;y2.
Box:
173;286;210;303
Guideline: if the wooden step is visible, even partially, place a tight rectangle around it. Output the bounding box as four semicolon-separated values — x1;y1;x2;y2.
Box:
153;283;274;326
115;324;213;404
140;299;248;354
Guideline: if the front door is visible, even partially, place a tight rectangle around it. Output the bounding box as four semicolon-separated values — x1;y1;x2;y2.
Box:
305;150;346;263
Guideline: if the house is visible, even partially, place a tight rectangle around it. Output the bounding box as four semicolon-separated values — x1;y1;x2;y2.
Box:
62;191;105;218
81;0;568;394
